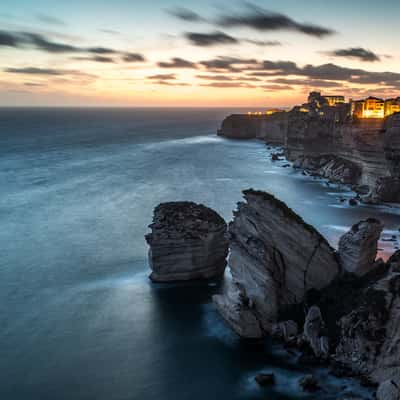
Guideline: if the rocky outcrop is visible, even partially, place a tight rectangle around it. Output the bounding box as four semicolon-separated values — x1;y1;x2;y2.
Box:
376;380;400;400
217;112;286;143
217;114;260;139
213;189;340;338
334;269;400;384
217;99;400;203
303;306;329;359
338;219;384;276
145;202;228;282
292;155;362;184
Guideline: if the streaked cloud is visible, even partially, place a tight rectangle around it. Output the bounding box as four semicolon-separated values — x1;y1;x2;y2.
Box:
185;31;238;46
218;4;335;38
36;13;66;26
168;7;205;22
325;47;381;62
158;57;198;69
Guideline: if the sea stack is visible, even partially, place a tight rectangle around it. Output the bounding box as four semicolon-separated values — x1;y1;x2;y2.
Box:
145;202;229;282
213;189;341;338
338;218;384;276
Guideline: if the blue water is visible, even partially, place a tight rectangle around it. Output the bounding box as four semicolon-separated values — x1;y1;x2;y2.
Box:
1;108;399;400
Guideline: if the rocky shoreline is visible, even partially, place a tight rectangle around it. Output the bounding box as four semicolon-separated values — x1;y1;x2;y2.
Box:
146;191;400;399
217;95;400;204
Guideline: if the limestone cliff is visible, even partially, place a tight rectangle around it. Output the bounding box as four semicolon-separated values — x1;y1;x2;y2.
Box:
217;105;400;203
145;202;229;282
218;112;286;144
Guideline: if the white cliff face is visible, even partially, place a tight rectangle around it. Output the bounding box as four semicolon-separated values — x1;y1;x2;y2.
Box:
213;189;340;338
338;219;384;276
145;202;229;282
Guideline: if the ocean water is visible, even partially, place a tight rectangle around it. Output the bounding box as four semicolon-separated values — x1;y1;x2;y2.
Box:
1;108;399;400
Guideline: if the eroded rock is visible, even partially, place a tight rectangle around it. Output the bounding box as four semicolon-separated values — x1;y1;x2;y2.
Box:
338;219;383;276
303;306;329;359
376;380;400;400
213;189;340;338
145;202;228;282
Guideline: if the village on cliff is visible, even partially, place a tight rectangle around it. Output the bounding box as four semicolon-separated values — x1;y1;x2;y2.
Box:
218;91;400;204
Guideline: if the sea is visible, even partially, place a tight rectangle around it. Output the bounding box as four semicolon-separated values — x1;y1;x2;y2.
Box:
1;108;399;400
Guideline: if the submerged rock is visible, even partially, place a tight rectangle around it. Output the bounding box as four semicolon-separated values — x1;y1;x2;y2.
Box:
145;202;229;282
213;189;340;338
338;219;383;276
299;374;320;392
255;373;275;386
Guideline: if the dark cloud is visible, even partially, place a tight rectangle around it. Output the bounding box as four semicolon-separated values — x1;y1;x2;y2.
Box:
87;47;117;54
74;55;115;63
326;47;381;62
218;5;335;38
270;77;343;88
200;82;255;88
257;61;400;85
196;74;261;82
0;29;146;63
24;82;45;86
21;32;80;53
5;67;64;75
4;67;96;80
147;73;177;80
0;30;21;47
185;31;238;46
122;52;146;62
156;80;190;86
147;73;189;86
262;84;293;91
36;14;66;26
199;56;258;72
196;74;236;81
158;57;197;69
262;60;299;73
244;39;281;47
168;7;204;22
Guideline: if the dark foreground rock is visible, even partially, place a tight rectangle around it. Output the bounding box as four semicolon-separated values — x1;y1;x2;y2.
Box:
338;219;384;276
255;373;275;386
213;189;340;338
299;374;320;392
208;189;400;391
145;202;228;282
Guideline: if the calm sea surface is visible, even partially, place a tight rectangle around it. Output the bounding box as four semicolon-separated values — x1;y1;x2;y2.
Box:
1;108;399;400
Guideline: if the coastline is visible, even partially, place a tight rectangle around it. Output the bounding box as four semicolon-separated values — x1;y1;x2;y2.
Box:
217;95;400;205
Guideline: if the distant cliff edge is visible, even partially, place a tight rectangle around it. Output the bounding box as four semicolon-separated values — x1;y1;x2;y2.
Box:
218;97;400;203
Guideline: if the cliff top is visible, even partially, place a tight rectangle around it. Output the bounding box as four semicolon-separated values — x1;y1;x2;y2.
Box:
148;201;226;238
243;189;332;247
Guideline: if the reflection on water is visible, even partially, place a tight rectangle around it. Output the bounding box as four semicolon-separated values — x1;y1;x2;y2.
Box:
0;108;397;399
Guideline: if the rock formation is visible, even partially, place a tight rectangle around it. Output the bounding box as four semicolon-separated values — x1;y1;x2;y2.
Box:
217;112;286;143
213;189;340;338
217;96;400;204
334;268;400;384
376;380;400;400
303;306;329;359
145;202;229;282
208;189;400;392
338;219;384;276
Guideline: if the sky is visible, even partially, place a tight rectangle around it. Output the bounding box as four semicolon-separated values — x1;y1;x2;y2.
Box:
1;0;400;107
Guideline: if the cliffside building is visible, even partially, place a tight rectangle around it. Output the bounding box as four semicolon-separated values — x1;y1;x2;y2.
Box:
351;96;400;119
308;92;345;107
